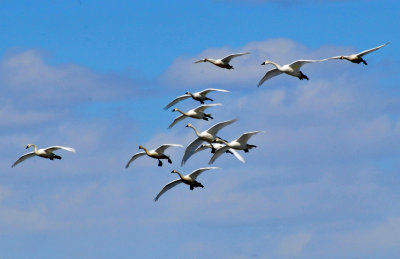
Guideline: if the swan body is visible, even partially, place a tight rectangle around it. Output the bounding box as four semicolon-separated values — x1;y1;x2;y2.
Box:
125;144;183;168
258;59;324;86
154;167;218;201
11;144;76;167
194;52;249;69
325;42;389;65
209;131;263;164
168;103;222;129
181;119;238;166
194;143;245;163
164;88;230;110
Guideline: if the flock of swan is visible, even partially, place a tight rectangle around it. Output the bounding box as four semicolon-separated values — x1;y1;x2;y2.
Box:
11;42;389;201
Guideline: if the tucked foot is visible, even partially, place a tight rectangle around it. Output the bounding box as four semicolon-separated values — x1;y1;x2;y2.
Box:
244;149;249;153
203;117;209;121
158;160;163;167
167;158;172;164
362;59;368;65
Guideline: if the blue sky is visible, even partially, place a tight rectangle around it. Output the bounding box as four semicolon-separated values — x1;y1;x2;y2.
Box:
1;0;400;258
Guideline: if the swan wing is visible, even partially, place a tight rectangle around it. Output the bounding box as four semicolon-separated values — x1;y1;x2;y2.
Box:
356;42;389;57
168;114;187;129
236;131;263;144
221;52;249;63
181;138;204;166
230;149;245;163
206;118;238;136
198;88;230;96
289;59;323;70
44;146;76;153
257;68;282;87
320;56;342;61
154;179;183;202
189;167;219;180
125;151;146;168
193;103;222;113
164;94;191;110
155;144;183;154
11;152;36;168
208;146;230;164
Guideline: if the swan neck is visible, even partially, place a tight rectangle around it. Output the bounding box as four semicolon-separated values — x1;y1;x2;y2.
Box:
173;171;184;180
141;147;149;155
189;125;201;137
176;109;186;115
268;61;281;69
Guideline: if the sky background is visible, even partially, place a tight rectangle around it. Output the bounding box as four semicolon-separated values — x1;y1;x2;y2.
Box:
1;0;400;258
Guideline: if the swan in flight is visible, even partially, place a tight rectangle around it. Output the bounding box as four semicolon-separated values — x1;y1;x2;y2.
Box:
325;42;389;65
257;59;324;87
11;144;76;168
154;167;218;201
125;144;183;168
181;119;237;166
164;88;230;110
209;131;263;164
194;143;245;163
168;104;222;129
194;52;249;69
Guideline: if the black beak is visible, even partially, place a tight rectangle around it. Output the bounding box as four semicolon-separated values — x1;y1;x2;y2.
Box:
25;146;29;149
261;62;265;65
185;125;189;127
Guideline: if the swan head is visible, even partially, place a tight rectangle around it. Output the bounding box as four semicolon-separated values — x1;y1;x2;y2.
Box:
172;108;178;112
186;123;193;128
339;56;344;59
171;169;179;174
185;91;191;95
138;145;145;150
26;144;34;149
261;60;272;65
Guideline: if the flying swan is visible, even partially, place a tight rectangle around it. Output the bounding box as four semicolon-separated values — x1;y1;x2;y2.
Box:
193;143;245;163
168;103;222;129
154;167;218;201
325;42;389;65
257;59;325;87
209;131;263;164
194;52;249;69
164;88;230;110
125;144;183;168
181;119;238;166
11;144;76;168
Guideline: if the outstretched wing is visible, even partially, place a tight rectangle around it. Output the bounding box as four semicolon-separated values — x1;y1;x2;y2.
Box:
236;131;263;144
154;179;183;202
230;149;245;163
11;152;36;168
221;52;250;63
168;114;187;129
155;144;183;154
125;151;146;168
208;146;230;164
45;146;76;153
181;138;204;166
257;68;282;87
206;118;238;136
193;103;222;113
189;167;219;180
289;59;323;70
164;94;191;110
356;42;389;57
198;88;230;96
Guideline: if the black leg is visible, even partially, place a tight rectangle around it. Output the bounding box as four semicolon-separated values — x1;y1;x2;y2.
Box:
158;160;162;167
167;157;172;164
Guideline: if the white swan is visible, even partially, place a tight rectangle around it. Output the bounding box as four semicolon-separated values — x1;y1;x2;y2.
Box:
154;167;218;201
11;144;76;168
325;42;389;65
194;52;249;69
168;104;222;129
258;59;325;87
125;144;183;168
194;143;245;163
209;131;263;164
164;88;230;110
181;119;238;166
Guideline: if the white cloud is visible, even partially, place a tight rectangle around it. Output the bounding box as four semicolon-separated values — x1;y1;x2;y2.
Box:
277;232;312;257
